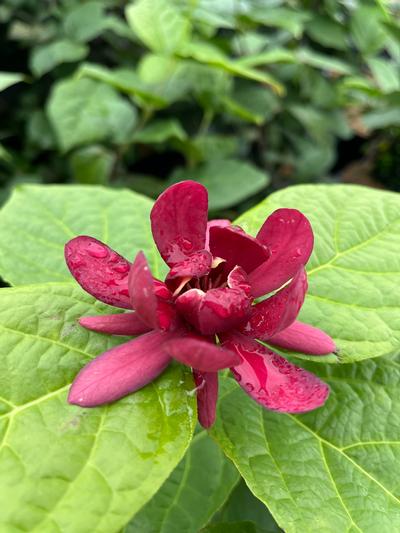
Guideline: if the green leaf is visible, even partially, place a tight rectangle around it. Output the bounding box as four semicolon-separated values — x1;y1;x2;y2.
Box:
125;0;190;55
362;107;400;130
350;6;388;56
125;431;239;533
305;15;347;50
0;283;195;532
211;358;400;533
30;40;88;77
172;159;269;211
0;184;167;285
238;49;296;68
222;85;279;125
179;42;284;95
368;58;400;94
0;71;25;92
213;479;281;532
47;78;137;151
63;1;107;43
247;7;310;38
133;119;187;144
78;63;168;108
69;145;115;185
296;48;353;75
203;521;270;533
235;184;400;363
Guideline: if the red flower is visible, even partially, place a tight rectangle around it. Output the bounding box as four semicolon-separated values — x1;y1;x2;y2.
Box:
65;181;335;428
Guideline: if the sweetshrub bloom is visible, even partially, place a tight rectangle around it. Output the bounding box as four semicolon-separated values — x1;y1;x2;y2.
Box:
65;181;336;428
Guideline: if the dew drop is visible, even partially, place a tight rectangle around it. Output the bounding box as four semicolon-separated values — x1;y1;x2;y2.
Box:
87;242;108;259
113;263;130;274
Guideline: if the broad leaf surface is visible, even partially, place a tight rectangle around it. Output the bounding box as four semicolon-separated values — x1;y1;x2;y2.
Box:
0;283;196;532
0;185;167;285
211;359;400;533
126;431;239;533
236;184;400;363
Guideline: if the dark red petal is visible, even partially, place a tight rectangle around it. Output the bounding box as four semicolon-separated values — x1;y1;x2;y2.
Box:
128;251;158;329
176;287;252;335
129;252;176;331
205;219;231;250
269;321;336;355
68;331;172;407
209;225;270;274
79;312;151;336
193;370;218;428
241;269;308;340
166;250;212;280
227;265;251;296
150;181;208;266
65;236;131;309
223;333;329;413
163;334;241;371
249;209;314;297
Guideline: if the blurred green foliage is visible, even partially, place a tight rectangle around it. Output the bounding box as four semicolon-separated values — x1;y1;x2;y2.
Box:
0;0;399;211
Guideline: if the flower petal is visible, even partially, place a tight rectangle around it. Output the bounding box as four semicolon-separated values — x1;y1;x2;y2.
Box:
163;334;241;371
176;287;251;335
249;209;314;297
223;333;329;413
269;321;336;355
129;252;176;331
128;251;158;328
65;236;131;308
209;225;269;274
79;312;151;336
227;265;251;296
193;370;218;428
150;181;208;266
241;269;307;340
68;331;172;407
205;219;230;250
166;250;212;280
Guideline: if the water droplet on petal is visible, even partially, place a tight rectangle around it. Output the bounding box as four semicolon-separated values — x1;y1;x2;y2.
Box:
86;242;108;259
113;263;130;274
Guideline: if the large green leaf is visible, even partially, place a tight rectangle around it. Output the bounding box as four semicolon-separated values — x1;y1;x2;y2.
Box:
126;431;239;533
235;184;400;363
0;283;196;532
0;185;166;285
47;78;137;151
125;0;190;55
211;359;400;533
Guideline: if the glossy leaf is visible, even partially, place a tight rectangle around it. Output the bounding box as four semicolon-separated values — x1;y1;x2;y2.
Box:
0;283;196;532
236;184;400;363
125;431;239;533
0;184;167;285
212;358;400;532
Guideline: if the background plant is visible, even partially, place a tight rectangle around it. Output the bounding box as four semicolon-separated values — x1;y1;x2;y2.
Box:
0;0;399;213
